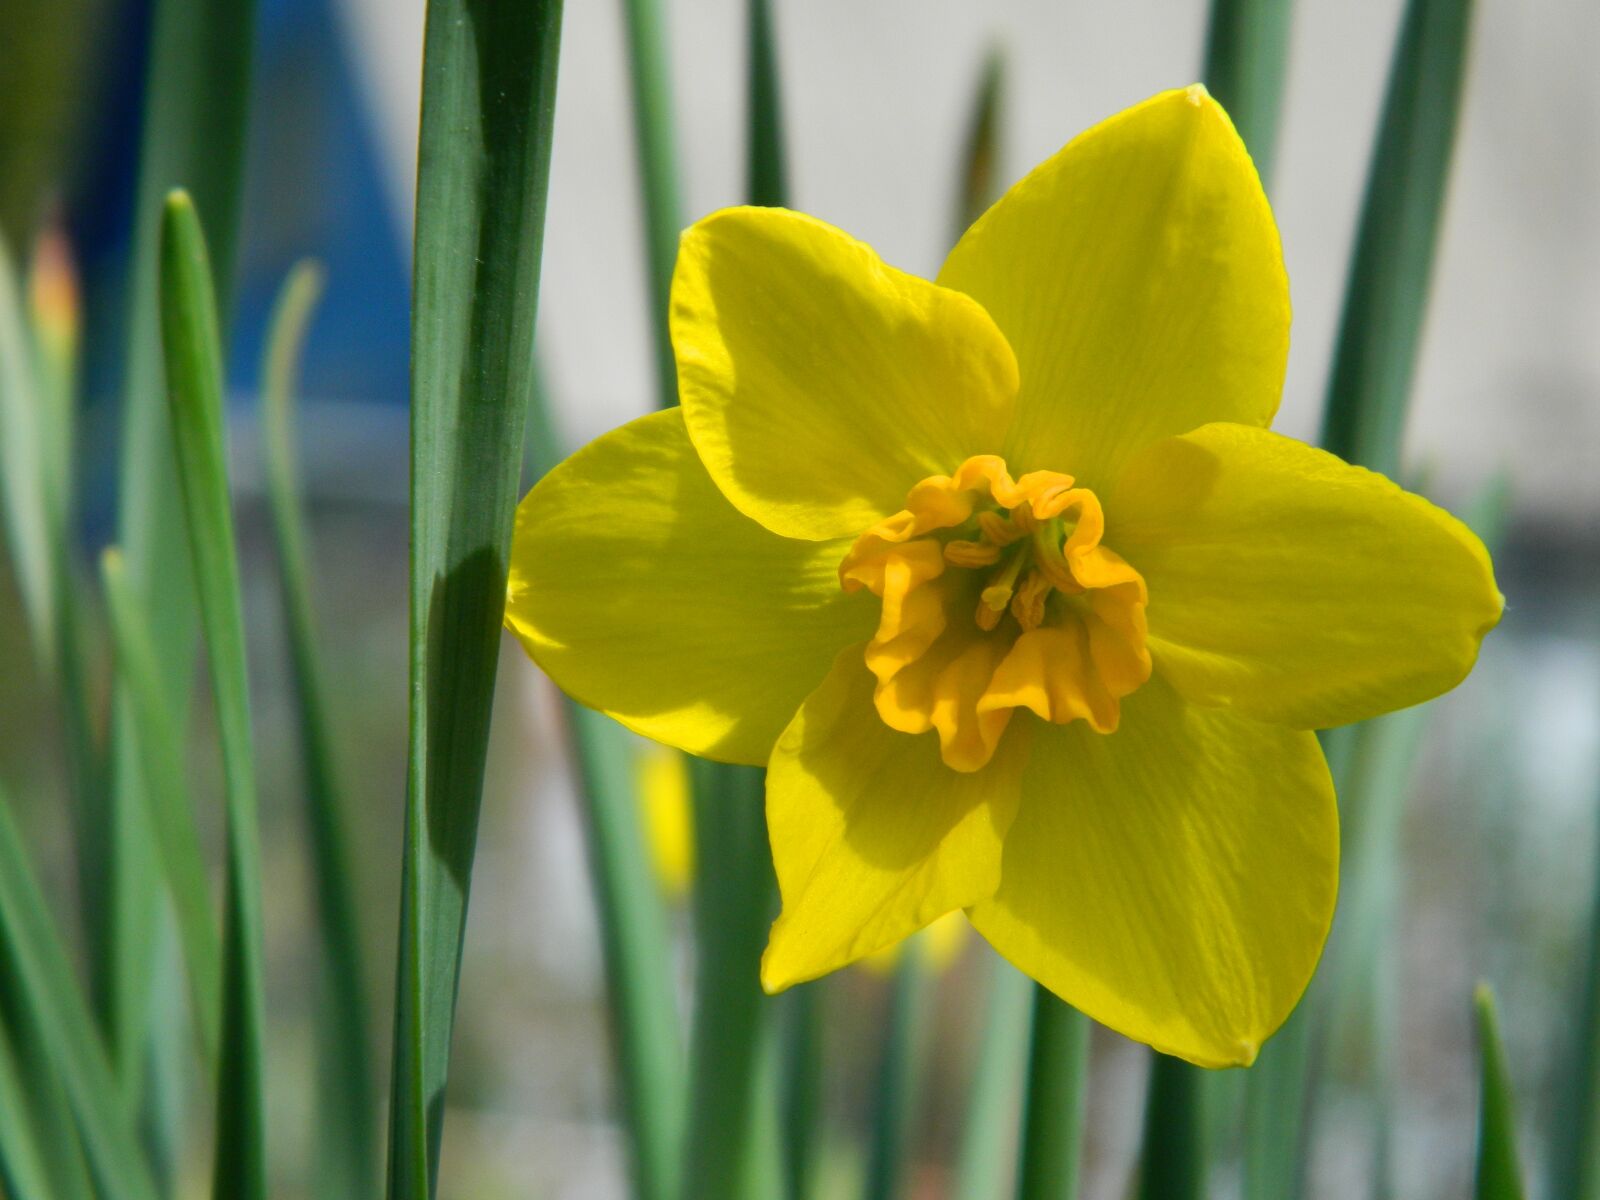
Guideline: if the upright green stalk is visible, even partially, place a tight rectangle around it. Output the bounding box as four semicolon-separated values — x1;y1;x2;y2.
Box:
780;983;825;1200
1318;0;1474;476
1473;985;1526;1200
952;48;1005;234
681;761;784;1200
1200;0;1293;187
159;190;268;1200
619;0;685;406
261;262;378;1199
0;1018;60;1200
1558;776;1600;1199
1136;1054;1207;1200
109;0;256;1128
1014;990;1089;1200
568;706;685;1200
864;946;934;1200
386;5;565;1196
746;0;787;208
953;961;1033;1200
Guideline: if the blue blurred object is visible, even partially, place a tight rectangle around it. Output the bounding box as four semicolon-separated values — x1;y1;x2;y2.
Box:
230;0;409;409
72;0;409;437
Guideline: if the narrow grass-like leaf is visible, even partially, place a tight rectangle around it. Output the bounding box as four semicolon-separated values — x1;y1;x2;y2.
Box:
0;236;54;658
1318;0;1474;478
110;0;257;1102
159;189;269;1200
779;983;824;1200
952;48;1004;235
0;782;160;1200
0;229;122;1200
1015;990;1089;1200
1201;0;1293;186
1473;984;1526;1200
682;761;784;1200
864;945;934;1200
1558;776;1600;1200
260;260;378;1199
100;546;220;1064
0;1001;95;1200
568;705;685;1200
0;1019;60;1200
1136;1053;1207;1200
953;961;1033;1200
619;0;685;407
386;4;566;1195
746;0;787;208
0;236;109;1035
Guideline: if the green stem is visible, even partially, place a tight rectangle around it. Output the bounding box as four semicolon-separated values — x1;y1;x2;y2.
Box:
568;706;685;1200
619;0;685;408
1200;0;1293;187
953;960;1033;1200
1014;988;1089;1200
681;762;783;1200
1135;1055;1207;1200
745;0;787;208
863;946;934;1200
1317;0;1475;478
780;983;825;1200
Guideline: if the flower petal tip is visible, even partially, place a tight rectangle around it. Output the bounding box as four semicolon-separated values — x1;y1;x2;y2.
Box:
757;947;793;996
1184;82;1210;106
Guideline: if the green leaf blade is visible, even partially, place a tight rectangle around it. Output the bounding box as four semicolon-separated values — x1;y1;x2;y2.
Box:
1015;989;1090;1200
261;260;379;1200
1473;984;1526;1200
158;188;268;1200
1318;0;1475;478
0;784;161;1200
386;4;567;1195
99;546;221;1066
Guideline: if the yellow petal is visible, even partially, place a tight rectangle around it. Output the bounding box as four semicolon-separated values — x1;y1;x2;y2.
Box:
938;86;1288;489
761;649;1029;989
505;409;875;765
1109;423;1503;729
674;207;1020;540
968;676;1337;1067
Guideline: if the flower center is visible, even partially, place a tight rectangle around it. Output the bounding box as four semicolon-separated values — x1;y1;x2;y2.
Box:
840;456;1151;772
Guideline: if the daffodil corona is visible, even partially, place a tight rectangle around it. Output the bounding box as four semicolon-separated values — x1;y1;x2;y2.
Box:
506;86;1502;1066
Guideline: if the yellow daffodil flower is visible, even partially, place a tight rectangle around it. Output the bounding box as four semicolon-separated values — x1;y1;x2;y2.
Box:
506;86;1501;1066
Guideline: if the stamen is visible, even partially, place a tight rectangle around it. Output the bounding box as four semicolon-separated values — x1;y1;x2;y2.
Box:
1031;517;1083;594
1010;504;1040;534
977;547;1030;630
1010;569;1051;631
944;539;1002;568
976;511;1023;547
